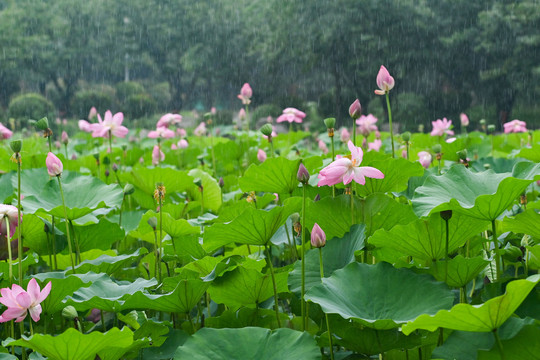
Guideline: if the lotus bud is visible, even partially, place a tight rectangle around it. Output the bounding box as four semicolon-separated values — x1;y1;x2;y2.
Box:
349;99;361;119
218;177;224;188
487;124;495;133
310;223;326;248
123;183;135;196
460;113;469;127
440;210;452;221
432;144;442;154
297;163;310;184
260;124;273;137
257;149;267;163
62;306;78;320
61;131;69;145
147;217;158;230
10;140;22;153
105;169;110;177
314;194;320;202
46;152;63;177
112;163;118;172
103;156;110;165
457;149;468;161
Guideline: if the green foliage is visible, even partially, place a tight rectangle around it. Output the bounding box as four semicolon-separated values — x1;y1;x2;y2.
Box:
71;88;115;119
125;93;157;119
8;93;55;126
251;104;281;123
115;81;146;104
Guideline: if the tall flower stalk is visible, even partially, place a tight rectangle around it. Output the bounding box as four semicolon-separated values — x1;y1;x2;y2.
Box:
374;66;396;157
10;140;24;285
324;118;337;197
297;163;310;331
46;152;76;273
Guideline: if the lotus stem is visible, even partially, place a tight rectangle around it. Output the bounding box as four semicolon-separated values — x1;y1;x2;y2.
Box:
301;184;307;331
265;244;281;328
57;177;76;273
319;248;334;360
492;220;501;281
385;92;395;158
493;330;505;360
330;135;335;197
4;219;13;285
17;157;23;285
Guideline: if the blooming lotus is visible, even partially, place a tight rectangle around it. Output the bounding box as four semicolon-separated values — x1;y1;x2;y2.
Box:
318;141;384;186
276;108;306;123
46;152;63;177
417;151;432;169
177;139;189;149
194;122;207;136
152;145;165;166
368;139;382;152
0;278;51;323
430;118;454;137
91;111;129;138
503;119;527;133
0;123;13;140
237;83;252;105
0;204;20;238
356;114;378;137
156;113;182;128
374;65;395;95
148;127;175;139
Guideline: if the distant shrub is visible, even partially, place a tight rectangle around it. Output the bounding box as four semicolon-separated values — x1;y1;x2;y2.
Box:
116;81;146;104
465;105;497;131
393;92;430;132
125;94;157;119
8;93;55;127
251;104;281;123
148;82;172;111
71;88;115;119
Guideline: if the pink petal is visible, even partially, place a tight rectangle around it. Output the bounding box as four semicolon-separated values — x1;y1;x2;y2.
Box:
374;89;385;95
36;282;51;303
29;304;42;322
16;292;31;308
0;307;27;322
112;126;129;138
27;278;41;303
358;166;385;179
342;171;355;185
112;112;124;126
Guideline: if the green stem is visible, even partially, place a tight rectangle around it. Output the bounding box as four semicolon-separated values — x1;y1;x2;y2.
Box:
57;177;76;273
492;220;501;281
158;198;163;283
319;249;334;360
330;135;335;197
269;139;275;158
4;219;13;285
210;123;217;176
119;195;125;228
385;92;395;158
301;185;307;331
64;144;68;159
108;130;112;154
445;218;449;283
265;244;282;328
17;159;23;285
69;220;81;264
405;141;409;160
51;219;58;270
350;185;354;225
352;119;356;147
153;228;159;281
493;330;505;360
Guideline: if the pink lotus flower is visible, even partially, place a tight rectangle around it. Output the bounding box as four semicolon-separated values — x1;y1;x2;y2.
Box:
349;99;361;119
0;123;13;139
340;128;351;143
368;139;382;152
257;149;267;162
318;139;329;154
0;278;51;323
356;114;378;137
78;120;93;132
0;204;20;238
171;144;178;150
317;140;384;186
211;107;217;115
148;127;175;139
178;139;189;149
417;151;432;169
194;122;207;136
430;118;454;137
237;83;252;105
460;113;469;127
152;145;164;166
46;152;63;177
374;65;395;95
91;111;129;138
276;108;306;123
503;119;527;133
177;128;187;137
311;223;326;248
88;107;98;120
157;113;182;128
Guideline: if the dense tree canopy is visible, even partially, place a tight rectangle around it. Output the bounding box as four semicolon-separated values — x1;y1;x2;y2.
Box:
0;0;538;129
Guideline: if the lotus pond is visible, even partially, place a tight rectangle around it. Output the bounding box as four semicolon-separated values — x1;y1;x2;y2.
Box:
0;94;539;360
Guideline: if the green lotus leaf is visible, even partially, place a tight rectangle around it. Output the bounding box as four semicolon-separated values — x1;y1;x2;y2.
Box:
203;197;301;252
477;324;540;360
67;248;148;275
0;172;13;202
526;245;540;270
122;279;209;314
412;163;539;220
502;209;540;239
306;193;417;241
517;144;540;162
140;327;189;360
21;174;123;220
20;214;57;254
355;157;424;196
0;254;39;283
402;274;540;335
208;266;289;309
174;327;320;360
288;224;365;295
239;157;301;194
370;211;489;262
204;308;290;330
428;255;489;287
306;262;454;330
187;169;222;212
6;328;134;360
69;218;125;252
64;276;158;312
